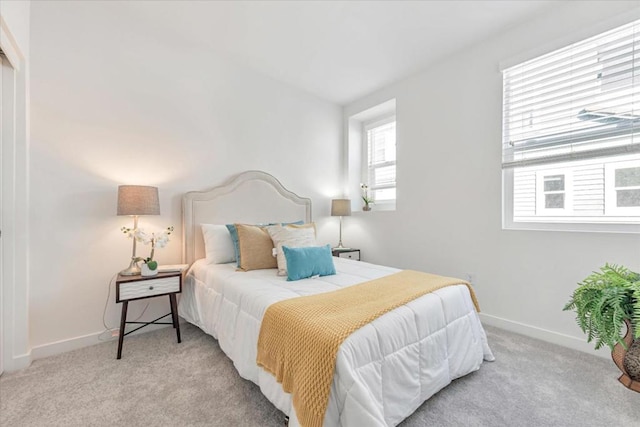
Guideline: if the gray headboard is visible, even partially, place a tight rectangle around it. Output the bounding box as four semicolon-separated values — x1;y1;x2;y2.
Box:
182;170;312;265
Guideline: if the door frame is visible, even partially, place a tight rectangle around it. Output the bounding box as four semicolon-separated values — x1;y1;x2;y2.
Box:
1;15;31;373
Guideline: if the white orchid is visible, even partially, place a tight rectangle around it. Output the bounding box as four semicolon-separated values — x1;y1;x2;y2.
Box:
121;227;137;239
360;183;374;205
155;234;170;249
133;229;151;243
121;225;174;263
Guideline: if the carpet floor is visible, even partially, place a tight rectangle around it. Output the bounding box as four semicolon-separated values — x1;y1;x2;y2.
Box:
0;323;637;426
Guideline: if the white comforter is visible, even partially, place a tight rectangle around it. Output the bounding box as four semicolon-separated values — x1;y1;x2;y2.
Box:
178;258;494;426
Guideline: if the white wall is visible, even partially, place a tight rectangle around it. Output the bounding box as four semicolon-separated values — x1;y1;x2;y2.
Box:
28;1;342;354
0;0;30;57
344;1;640;357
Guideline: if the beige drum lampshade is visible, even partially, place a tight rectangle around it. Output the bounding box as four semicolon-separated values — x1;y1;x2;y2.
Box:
331;199;351;217
117;185;160;216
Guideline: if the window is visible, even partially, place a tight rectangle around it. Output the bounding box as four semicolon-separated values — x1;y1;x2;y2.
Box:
364;116;396;204
605;160;640;216
502;19;640;231
535;170;572;216
348;99;396;211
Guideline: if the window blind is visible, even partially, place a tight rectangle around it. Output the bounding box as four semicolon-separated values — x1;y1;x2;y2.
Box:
502;19;640;169
366;119;396;194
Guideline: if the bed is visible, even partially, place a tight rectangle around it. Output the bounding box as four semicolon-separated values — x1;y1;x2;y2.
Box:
178;170;494;426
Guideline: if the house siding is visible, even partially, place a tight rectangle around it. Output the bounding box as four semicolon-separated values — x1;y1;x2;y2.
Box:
514;164;606;218
573;165;605;215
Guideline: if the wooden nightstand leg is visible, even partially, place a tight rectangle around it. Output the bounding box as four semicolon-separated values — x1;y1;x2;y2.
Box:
169;294;177;329
169;293;181;343
117;301;128;360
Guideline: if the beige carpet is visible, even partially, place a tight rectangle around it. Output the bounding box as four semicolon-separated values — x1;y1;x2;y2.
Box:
0;323;637;426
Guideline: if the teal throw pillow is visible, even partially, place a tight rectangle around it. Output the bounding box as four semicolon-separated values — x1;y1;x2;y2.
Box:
225;224;241;267
282;244;336;281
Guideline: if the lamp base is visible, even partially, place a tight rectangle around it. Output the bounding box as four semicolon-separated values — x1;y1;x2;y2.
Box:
120;258;141;276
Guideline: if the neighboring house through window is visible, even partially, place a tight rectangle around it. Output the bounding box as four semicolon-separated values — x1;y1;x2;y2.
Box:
502;19;640;231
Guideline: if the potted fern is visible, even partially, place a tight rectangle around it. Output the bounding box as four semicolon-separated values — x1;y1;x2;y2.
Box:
563;263;640;391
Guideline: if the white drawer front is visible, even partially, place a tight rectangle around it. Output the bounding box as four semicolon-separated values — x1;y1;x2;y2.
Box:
119;276;180;301
339;251;360;260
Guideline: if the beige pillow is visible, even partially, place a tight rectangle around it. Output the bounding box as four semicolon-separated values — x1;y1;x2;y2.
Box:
267;223;317;276
235;224;278;271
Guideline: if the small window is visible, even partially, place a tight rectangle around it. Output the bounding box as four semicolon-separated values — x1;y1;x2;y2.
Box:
543;175;565;208
605;160;640;216
535;171;572;216
364;117;396;204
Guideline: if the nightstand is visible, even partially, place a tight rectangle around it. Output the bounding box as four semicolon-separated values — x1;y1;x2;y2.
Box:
331;248;361;261
115;271;182;359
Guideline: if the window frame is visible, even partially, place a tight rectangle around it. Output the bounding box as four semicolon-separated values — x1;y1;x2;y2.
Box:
501;18;640;234
362;115;396;209
535;169;573;216
604;160;640;216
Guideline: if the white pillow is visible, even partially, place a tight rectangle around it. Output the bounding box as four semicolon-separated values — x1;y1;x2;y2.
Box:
201;224;236;264
266;223;317;276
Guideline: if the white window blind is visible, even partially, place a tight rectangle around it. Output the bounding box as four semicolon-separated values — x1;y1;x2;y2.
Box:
502;19;639;169
366;118;396;202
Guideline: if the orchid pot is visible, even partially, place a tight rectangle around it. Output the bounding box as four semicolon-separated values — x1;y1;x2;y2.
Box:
140;261;158;277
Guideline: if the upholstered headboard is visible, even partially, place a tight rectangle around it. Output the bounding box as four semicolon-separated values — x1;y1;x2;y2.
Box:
182;170;312;265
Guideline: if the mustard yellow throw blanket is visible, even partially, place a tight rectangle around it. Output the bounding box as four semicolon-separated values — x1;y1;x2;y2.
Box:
256;270;480;427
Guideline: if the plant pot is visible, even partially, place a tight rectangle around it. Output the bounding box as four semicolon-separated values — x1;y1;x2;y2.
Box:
141;263;158;277
363;205;371;211
624;339;640;382
612;320;640;392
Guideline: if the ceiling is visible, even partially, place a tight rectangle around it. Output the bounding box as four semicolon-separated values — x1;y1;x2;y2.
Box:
122;0;558;105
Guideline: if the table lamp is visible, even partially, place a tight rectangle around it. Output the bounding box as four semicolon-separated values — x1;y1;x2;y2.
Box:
117;185;160;275
331;199;351;250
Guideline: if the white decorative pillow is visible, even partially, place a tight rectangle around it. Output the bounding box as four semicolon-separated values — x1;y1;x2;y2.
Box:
201;224;236;264
266;223;317;276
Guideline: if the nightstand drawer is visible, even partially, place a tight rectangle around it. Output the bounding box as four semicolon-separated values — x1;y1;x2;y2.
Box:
332;249;360;261
118;276;180;301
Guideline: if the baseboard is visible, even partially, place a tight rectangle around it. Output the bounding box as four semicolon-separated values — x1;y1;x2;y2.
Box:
24;313;612;365
479;313;611;359
31;323;176;361
2;350;32;373
32;331;109;361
